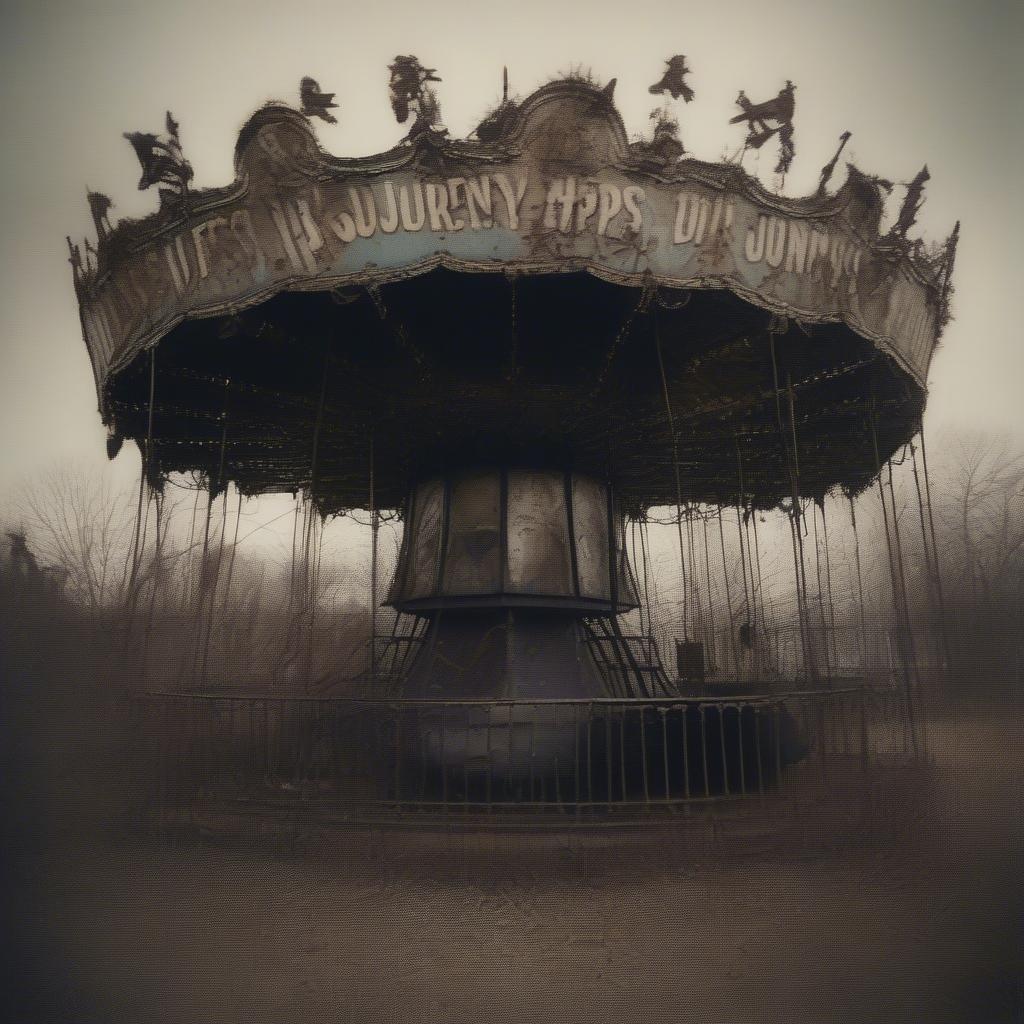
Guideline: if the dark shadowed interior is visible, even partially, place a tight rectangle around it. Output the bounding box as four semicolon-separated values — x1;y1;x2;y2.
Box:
104;270;924;516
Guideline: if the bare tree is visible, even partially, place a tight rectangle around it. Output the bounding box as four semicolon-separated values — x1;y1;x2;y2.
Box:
15;462;138;618
934;433;1024;624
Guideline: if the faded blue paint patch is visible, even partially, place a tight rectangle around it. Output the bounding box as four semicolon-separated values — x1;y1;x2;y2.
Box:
323;228;527;274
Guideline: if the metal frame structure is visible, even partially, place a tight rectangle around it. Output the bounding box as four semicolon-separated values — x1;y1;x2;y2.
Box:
69;66;955;828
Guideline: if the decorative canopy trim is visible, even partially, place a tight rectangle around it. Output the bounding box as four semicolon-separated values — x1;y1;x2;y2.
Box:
74;77;950;417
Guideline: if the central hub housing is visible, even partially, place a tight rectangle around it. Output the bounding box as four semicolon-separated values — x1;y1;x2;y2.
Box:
388;469;638;698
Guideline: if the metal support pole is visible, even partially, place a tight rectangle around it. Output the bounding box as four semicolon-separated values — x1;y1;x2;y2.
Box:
848;494;870;679
769;331;816;683
369;438;379;688
653;305;690;639
717;507;741;681
870;413;919;757
918;426;954;683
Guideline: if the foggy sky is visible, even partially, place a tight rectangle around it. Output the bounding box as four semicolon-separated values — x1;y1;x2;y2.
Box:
1;0;1021;504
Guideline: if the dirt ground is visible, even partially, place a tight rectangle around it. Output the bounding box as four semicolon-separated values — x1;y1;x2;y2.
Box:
3;623;1022;1023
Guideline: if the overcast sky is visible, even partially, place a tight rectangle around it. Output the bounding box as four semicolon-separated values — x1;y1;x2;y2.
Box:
1;0;1021;503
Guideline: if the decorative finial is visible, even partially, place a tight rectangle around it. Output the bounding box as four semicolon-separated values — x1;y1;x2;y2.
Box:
588;77;617;113
300;77;339;124
123;110;193;208
943;220;960;280
649;56;694;103
83;237;100;274
388;55;443;140
891;165;930;239
66;235;83;286
938;219;960;321
475;66;519;144
729;80;797;175
86;189;114;241
816;131;852;195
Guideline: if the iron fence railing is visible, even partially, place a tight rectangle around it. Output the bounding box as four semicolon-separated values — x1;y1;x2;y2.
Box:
129;686;919;829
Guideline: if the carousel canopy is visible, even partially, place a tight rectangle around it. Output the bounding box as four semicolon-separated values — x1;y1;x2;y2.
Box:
72;73;954;515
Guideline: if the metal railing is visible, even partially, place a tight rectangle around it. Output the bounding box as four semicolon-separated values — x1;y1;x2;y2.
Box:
129;685;920;830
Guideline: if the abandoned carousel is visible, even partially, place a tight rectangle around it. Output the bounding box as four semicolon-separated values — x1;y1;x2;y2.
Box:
71;57;957;826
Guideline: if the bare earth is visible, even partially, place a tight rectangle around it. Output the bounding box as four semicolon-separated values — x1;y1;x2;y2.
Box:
3;670;1022;1023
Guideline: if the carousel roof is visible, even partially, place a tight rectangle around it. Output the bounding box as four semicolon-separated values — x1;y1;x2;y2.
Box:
72;72;956;515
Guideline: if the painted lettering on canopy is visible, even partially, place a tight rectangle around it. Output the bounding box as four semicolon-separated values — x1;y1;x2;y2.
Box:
79;166;934;385
673;192;735;245
542;177;645;236
327;173;529;243
744;213;862;296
